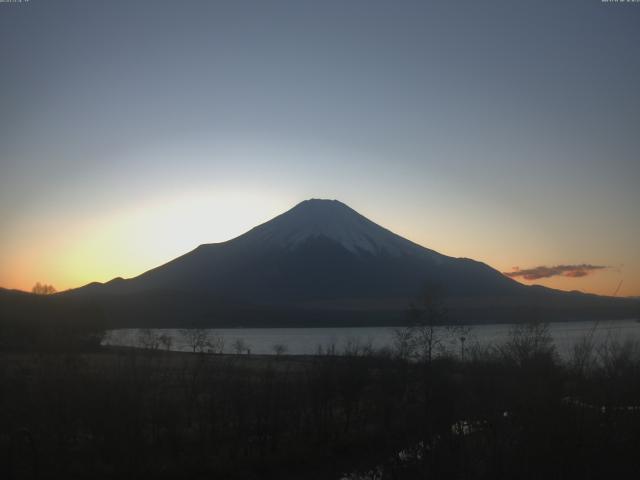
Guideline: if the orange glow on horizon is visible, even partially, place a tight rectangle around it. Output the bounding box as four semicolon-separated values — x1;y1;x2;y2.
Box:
0;190;292;293
1;196;638;298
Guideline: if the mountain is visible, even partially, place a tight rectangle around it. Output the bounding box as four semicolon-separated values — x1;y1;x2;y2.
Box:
65;199;636;327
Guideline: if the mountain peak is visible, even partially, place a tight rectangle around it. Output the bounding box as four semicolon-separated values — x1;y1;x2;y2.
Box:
290;198;352;214
289;198;357;217
298;198;343;204
241;198;436;258
296;198;347;205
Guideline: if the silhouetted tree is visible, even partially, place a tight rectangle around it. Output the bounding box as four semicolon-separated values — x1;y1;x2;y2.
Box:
232;338;249;354
137;328;160;350
31;282;56;295
158;333;173;351
181;328;213;353
402;285;448;363
499;320;556;367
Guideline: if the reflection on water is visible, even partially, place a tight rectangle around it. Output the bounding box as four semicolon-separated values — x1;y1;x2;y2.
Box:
103;319;640;359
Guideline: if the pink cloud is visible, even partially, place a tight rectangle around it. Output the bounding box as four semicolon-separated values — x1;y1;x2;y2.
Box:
504;264;607;280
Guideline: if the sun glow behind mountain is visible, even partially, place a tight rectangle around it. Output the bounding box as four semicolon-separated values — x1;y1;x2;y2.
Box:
0;191;292;292
1;194;635;297
1;2;639;297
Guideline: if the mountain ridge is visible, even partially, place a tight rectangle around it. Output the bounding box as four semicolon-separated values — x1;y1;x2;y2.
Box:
61;199;636;327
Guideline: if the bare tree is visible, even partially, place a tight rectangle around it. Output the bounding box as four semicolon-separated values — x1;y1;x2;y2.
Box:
137;328;160;350
444;323;473;360
393;287;473;362
571;333;597;376
272;343;287;356
596;336;640;379
499;320;556;367
392;326;416;360
232;338;249;355
208;333;225;354
31;282;56;295
158;333;173;351
407;286;447;364
181;328;212;353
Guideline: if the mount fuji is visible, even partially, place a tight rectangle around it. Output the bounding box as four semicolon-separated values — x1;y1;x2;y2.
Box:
67;199;634;327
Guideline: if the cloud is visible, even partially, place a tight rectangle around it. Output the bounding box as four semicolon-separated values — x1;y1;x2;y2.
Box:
504;264;607;280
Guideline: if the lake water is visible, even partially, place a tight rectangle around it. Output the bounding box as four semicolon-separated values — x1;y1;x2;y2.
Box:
103;318;640;359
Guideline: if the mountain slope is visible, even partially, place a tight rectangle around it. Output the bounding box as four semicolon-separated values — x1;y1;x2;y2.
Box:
75;199;522;300
66;199;636;327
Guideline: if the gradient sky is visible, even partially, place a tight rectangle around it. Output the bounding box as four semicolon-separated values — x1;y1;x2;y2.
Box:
1;0;639;297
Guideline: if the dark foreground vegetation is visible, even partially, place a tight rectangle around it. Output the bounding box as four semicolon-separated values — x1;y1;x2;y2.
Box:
0;289;105;352
2;320;640;480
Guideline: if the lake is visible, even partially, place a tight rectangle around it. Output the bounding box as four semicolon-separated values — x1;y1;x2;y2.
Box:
103;318;640;359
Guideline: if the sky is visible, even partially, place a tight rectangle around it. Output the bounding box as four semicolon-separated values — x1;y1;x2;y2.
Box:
1;0;639;297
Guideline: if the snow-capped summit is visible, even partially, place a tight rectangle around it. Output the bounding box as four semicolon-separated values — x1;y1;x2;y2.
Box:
75;198;517;301
240;198;438;258
66;198;634;327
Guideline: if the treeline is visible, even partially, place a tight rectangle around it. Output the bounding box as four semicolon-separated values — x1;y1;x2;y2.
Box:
2;323;640;479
